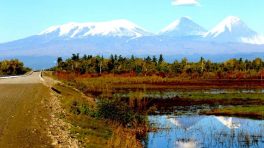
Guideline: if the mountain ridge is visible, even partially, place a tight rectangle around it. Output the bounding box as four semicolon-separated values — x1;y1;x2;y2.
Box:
159;17;207;37
1;16;263;45
205;16;260;43
33;16;264;44
1;16;264;69
1;16;264;61
39;19;152;38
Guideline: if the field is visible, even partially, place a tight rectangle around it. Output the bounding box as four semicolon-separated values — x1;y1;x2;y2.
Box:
43;71;264;147
53;73;264;119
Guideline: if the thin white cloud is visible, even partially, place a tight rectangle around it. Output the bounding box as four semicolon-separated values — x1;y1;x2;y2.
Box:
172;0;199;6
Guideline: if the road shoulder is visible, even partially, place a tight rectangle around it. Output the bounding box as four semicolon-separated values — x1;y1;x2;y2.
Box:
42;73;79;147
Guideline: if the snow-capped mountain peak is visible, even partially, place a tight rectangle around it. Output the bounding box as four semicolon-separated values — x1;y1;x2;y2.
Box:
39;20;151;38
205;16;257;39
215;16;241;32
206;16;244;38
160;17;191;32
160;17;207;37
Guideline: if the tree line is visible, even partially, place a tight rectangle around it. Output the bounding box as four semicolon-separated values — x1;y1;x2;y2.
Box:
54;54;264;79
0;59;31;76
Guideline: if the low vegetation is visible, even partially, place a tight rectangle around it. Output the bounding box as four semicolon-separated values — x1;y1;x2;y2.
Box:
49;81;146;148
0;59;31;76
51;72;264;120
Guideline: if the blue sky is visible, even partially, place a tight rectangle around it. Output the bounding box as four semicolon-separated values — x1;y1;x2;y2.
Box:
0;0;264;43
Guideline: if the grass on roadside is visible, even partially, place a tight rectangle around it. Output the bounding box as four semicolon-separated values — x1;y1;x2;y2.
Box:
52;83;144;148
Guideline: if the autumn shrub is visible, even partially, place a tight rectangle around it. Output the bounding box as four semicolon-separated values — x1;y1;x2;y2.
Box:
96;99;146;126
0;59;31;76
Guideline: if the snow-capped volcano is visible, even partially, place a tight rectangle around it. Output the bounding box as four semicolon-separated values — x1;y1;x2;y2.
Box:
39;19;151;38
1;16;264;69
205;16;259;43
160;17;207;37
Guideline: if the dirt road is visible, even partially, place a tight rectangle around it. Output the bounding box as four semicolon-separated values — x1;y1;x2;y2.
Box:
0;72;52;147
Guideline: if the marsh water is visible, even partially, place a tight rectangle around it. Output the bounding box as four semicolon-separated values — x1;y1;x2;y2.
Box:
111;88;264;100
95;88;264;148
136;89;264;148
139;89;264;148
144;115;264;148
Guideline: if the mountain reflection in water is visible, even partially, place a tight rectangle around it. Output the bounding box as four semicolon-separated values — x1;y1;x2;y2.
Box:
145;115;264;148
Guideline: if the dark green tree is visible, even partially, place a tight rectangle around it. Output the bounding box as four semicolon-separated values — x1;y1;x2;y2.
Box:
158;54;164;65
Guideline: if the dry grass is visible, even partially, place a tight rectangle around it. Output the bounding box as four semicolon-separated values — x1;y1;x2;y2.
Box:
107;126;142;148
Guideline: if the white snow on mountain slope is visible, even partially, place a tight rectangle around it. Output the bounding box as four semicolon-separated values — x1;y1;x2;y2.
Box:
241;35;264;45
39;20;151;38
14;17;264;45
206;16;242;37
205;16;258;43
160;17;207;37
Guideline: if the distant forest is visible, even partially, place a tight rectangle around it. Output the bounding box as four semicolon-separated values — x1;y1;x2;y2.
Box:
0;59;31;76
54;54;264;79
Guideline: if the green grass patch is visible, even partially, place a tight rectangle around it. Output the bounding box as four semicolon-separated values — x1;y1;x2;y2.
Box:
53;84;112;147
178;92;264;101
203;106;264;119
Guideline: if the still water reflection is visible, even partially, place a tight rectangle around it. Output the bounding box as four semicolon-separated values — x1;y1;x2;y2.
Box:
145;115;264;148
